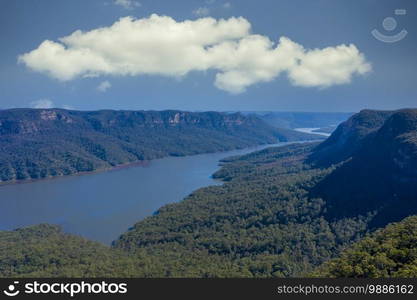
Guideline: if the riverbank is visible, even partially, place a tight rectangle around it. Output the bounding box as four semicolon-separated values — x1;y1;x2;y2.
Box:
0;142;281;188
0;160;152;188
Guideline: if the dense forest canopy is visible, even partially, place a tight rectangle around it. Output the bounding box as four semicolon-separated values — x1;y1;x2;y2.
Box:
312;216;417;278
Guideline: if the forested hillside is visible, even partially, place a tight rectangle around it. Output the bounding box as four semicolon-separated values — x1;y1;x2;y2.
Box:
0;108;416;278
310;109;417;227
312;216;417;278
0;224;140;277
0;109;320;183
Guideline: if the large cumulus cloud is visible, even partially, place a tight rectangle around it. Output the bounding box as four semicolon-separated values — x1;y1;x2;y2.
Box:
19;14;371;94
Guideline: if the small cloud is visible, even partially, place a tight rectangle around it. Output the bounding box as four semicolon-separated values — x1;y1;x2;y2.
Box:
31;98;54;109
114;0;141;10
205;0;216;4
193;7;210;17
223;2;231;9
97;80;112;92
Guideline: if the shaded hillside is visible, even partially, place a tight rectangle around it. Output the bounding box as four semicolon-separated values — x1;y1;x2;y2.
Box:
308;109;394;166
312;216;417;278
0;108;320;183
310;109;417;227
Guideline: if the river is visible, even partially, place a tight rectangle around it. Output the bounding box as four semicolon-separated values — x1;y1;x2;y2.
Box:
294;127;331;137
0;143;289;244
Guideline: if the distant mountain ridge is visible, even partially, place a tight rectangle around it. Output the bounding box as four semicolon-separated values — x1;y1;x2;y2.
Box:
0;108;321;183
245;111;353;130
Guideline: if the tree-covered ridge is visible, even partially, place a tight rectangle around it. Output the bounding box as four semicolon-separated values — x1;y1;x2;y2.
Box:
0;108;321;183
310;109;417;227
312;216;417;278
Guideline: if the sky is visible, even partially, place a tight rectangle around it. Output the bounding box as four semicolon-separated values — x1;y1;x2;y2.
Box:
0;0;416;112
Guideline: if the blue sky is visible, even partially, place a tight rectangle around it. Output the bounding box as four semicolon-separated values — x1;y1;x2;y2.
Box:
0;0;416;112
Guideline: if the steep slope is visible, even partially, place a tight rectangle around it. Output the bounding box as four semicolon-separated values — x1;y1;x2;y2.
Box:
310;109;417;227
312;216;417;278
308;109;393;166
0;108;321;183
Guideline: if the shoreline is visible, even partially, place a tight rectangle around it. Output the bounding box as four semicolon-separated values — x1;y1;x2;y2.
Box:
0;160;152;188
0;142;277;188
0;139;322;188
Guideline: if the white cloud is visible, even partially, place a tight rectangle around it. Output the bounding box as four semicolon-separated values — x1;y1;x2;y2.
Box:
30;99;54;109
97;80;112;92
212;36;371;93
287;43;371;87
114;0;141;9
19;14;371;94
193;7;210;17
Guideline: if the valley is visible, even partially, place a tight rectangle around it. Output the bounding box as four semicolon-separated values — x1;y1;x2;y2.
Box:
0;109;320;184
1;108;416;278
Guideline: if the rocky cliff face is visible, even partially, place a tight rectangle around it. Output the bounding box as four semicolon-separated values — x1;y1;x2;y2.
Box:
0;109;260;135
